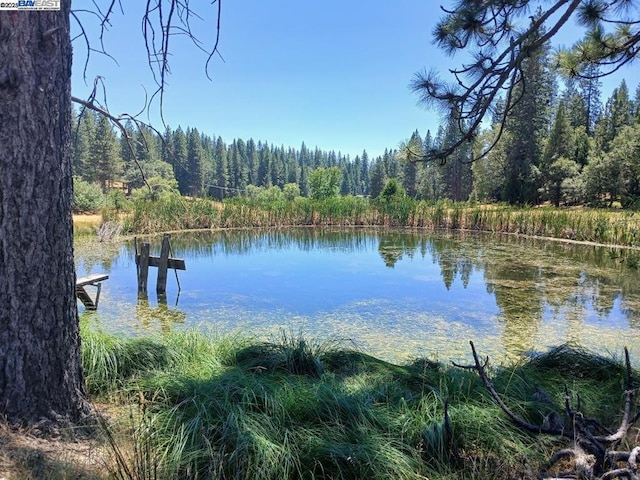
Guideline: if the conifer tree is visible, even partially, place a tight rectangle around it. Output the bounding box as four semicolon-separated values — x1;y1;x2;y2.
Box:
360;151;370;195
214;136;229;199
299;163;309;197
412;0;639;162
170;126;189;194
471;127;508;201
90;115;122;191
271;147;286;187
501;35;554;204
368;159;387;199
229;139;248;195
382;149;398;180
440;114;473;202
415;130;440;200
595;81;634;151
400;130;420;198
258;142;273;188
542;101;575;168
285;148;300;185
417;127;447;200
118;120;136;192
71;108;96;180
578;65;603;135
187;128;205;197
352;155;363;195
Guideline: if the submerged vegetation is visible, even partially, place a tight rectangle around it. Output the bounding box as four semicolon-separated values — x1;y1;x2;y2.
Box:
77;324;638;480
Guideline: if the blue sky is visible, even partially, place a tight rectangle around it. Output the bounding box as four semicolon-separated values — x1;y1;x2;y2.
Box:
71;1;638;159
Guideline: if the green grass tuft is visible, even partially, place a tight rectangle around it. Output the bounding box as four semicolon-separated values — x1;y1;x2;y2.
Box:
81;326;635;479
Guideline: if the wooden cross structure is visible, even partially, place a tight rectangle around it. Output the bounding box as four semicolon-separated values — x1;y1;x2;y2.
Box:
135;234;186;295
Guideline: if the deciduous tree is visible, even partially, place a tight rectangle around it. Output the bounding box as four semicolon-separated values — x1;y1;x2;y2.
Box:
308;166;343;200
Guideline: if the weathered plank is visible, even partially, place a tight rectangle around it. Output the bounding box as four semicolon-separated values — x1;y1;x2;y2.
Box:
133;235;186;296
135;255;186;270
138;243;150;293
157;234;171;294
76;273;109;310
76;273;109;287
75;287;96;310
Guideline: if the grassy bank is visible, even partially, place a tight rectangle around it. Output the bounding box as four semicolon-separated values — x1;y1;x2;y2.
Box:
78;324;634;479
116;195;640;248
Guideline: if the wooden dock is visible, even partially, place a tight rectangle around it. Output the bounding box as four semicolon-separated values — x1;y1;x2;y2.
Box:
76;273;109;310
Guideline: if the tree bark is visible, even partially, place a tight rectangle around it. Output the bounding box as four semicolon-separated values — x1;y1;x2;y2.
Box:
0;1;89;426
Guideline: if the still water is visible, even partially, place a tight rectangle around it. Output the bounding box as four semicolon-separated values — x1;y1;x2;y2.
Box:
75;229;640;364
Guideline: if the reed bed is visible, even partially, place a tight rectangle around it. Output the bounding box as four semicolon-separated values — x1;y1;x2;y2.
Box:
81;324;633;479
120;195;640;248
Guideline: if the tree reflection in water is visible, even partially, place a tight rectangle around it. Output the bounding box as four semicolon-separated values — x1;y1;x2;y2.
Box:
75;229;640;364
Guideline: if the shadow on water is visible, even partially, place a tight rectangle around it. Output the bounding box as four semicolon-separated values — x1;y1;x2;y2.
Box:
75;228;640;364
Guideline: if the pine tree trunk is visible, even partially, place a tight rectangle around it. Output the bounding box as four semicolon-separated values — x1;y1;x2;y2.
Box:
0;1;89;426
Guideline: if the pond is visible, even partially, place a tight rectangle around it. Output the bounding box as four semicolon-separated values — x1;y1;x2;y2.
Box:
75;228;640;364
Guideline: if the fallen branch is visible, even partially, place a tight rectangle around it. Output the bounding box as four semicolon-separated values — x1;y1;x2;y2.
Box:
454;341;639;479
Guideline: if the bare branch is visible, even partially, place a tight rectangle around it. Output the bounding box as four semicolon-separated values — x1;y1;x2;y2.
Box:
72;95;156;191
459;342;640;479
593;347;635;444
72;1;223;127
453;341;571;436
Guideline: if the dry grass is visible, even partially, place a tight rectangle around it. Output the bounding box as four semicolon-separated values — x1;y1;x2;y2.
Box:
73;215;103;236
0;421;108;480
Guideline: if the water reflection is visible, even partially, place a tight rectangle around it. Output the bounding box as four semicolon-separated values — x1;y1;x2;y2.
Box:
136;293;186;333
75;229;640;364
378;232;420;268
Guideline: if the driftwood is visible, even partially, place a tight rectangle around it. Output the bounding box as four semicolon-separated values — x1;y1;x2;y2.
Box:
453;341;639;480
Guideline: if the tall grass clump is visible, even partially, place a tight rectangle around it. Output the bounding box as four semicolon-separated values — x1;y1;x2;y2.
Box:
454;204;640;246
80;325;172;395
122;193;640;248
80;321;637;480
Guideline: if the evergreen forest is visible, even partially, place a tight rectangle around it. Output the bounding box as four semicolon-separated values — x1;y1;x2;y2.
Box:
72;60;640;212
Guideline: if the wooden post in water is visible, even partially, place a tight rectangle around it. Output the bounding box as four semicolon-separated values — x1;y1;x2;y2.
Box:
156;234;171;295
138;242;150;293
134;234;185;296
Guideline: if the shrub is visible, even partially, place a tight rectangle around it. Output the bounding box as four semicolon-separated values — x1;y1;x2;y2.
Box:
73;176;105;213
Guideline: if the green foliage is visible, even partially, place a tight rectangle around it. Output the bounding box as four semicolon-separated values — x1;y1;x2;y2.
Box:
71;108;96;179
260;185;284;203
91;115;123;190
68;75;640;213
282;182;300;201
379;179;414;225
105;188;132;212
186;128;206;197
543;157;581;207
368;160;387;199
73;176;105;213
380;178;405;202
308;166;343;200
82;325;633;480
124;194;640;247
131;176;180;202
80;325;172;395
